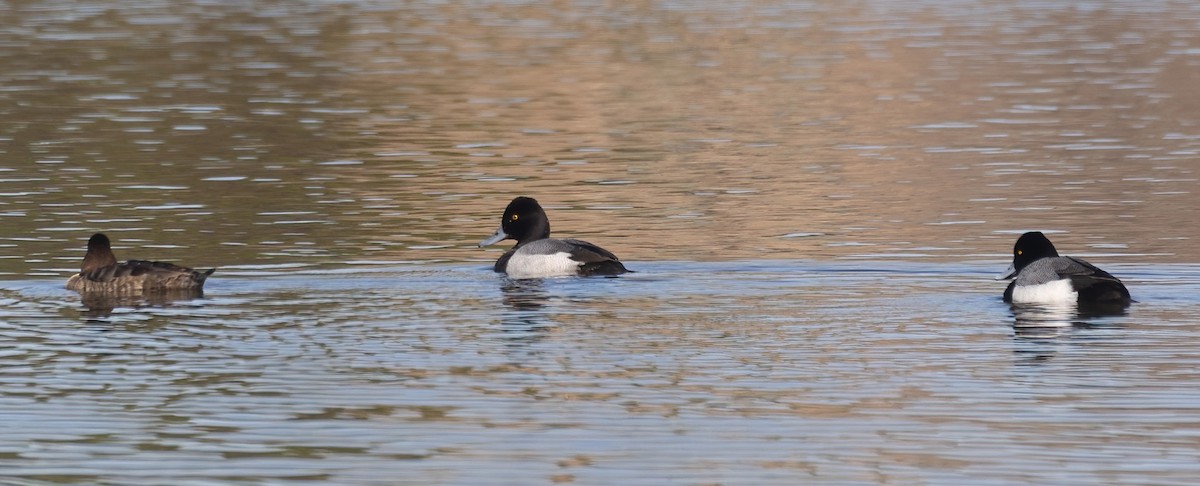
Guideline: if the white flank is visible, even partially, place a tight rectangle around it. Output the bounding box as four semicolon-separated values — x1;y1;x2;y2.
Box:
505;252;582;279
1010;279;1077;304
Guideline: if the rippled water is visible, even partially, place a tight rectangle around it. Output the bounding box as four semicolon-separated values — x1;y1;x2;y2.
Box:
5;262;1200;484
4;0;1200;484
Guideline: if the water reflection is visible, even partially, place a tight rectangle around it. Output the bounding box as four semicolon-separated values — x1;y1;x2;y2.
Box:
77;289;206;320
1009;299;1133;368
2;262;1200;484
1009;301;1127;340
497;278;554;339
4;0;1200;482
3;0;1200;276
500;278;547;312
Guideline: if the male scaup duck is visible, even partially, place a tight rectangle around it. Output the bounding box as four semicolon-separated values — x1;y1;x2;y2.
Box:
65;233;215;293
478;197;629;279
997;231;1131;305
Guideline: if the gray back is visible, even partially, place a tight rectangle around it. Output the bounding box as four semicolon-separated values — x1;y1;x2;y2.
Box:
1015;256;1093;285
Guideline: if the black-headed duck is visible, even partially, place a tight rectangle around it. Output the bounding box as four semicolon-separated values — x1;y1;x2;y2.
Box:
479;197;628;279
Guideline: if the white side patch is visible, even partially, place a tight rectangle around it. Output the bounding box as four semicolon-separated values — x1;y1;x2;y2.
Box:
505;252;582;279
1010;279;1077;304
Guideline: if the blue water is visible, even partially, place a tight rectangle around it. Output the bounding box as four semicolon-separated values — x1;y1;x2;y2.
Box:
4;261;1200;484
4;0;1200;483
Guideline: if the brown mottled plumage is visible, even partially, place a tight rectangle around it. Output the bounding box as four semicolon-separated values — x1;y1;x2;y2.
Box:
65;233;215;293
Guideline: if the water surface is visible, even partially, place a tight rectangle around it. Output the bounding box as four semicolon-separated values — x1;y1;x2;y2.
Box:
3;0;1200;484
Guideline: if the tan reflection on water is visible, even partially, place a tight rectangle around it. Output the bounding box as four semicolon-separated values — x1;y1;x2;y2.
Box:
3;3;1200;484
0;1;1198;273
338;1;1200;265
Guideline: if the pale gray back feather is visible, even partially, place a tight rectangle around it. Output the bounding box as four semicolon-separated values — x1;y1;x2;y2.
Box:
517;238;620;264
1016;256;1101;285
517;238;579;255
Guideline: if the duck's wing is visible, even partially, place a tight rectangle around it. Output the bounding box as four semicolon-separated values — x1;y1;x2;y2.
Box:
82;260;215;286
559;238;621;263
559;238;628;276
1056;256;1131;303
1050;256;1117;279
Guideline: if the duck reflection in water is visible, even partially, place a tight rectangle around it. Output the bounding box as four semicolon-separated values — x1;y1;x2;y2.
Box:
498;279;555;338
501;278;548;311
79;288;207;320
1008;301;1129;366
1009;301;1128;340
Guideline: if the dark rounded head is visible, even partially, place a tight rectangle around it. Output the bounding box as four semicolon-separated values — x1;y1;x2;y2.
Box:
479;197;551;247
82;232;118;272
1010;231;1059;272
88;233;112;251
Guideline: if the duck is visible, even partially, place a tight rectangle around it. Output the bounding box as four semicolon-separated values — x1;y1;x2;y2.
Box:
997;231;1131;304
478;197;629;278
65;233;215;293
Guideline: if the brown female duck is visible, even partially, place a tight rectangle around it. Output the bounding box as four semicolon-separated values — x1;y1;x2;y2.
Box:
65;233;215;293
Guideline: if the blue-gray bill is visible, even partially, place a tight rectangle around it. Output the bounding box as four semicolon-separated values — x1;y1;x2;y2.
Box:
479;227;508;247
996;263;1017;280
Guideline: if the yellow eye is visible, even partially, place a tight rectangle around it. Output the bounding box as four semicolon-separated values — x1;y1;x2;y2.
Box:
1017;250;1023;255
510;214;519;221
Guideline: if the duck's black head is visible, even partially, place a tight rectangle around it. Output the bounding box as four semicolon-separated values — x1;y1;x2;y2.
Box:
1010;231;1059;273
479;197;551;247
